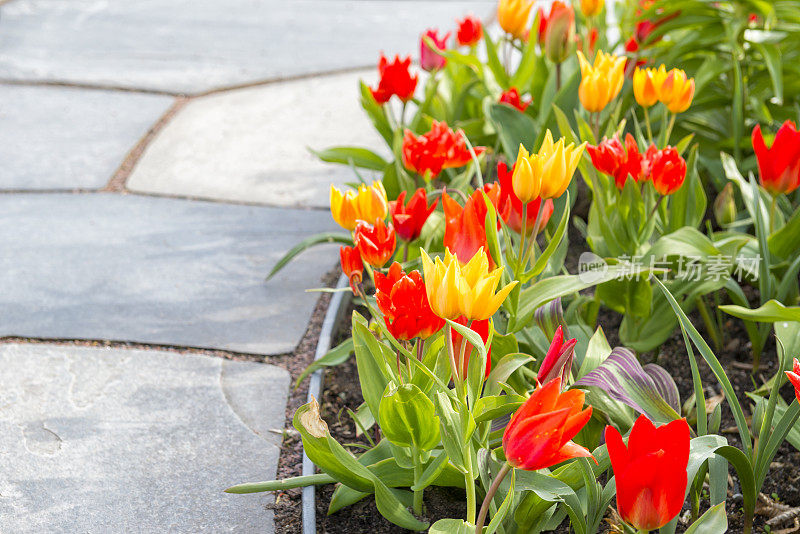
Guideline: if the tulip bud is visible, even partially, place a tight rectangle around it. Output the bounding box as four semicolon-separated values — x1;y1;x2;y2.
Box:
420;29;449;72
537;325;577;386
543;1;575;64
713;183;737;226
339;246;363;294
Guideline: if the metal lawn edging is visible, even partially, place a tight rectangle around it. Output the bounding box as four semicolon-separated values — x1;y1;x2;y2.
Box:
302;273;351;534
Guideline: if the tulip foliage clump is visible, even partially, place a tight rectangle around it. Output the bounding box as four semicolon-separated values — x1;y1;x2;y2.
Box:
234;1;800;533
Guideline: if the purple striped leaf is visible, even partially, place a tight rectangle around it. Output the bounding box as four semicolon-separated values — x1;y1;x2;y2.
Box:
575;347;681;424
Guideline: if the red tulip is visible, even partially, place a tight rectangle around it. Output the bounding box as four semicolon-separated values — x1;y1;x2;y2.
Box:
503;377;593;471
390;188;437;242
496;161;554;234
442;184;501;267
537;325;577;386
786;358;800;404
456;15;483;46
588;134;645;189
646;145;686;195
375;263;445;340
370;54;419;105
402;121;485;179
752;121;800;195
606;415;690;531
354;219;396;267
339;246;363;294
451;317;492;378
498;87;532;112
420;29;450;72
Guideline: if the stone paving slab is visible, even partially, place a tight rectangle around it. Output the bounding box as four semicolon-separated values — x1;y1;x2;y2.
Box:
0;343;288;532
0;85;172;191
127;70;385;208
0;193;338;354
0;0;494;94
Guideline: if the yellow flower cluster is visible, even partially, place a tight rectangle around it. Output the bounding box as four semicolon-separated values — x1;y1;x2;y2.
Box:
329;181;388;230
421;248;517;321
512;130;587;203
633;65;695;113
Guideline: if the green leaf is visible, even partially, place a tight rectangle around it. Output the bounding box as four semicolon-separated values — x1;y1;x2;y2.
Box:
429;519;473;534
483;32;510;89
473;394;525;424
311;146;388;171
510;266;645;332
224;472;333;493
654;278;752;456
352;313;393;418
485;469;515;534
378;383;440;451
528;192;570;278
684;502;728;534
485;101;538;158
266;232;351;280
719;300;800;323
768;204;800;259
295;337;353;387
359;81;394;146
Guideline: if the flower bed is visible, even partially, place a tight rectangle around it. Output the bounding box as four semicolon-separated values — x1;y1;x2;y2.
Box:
229;1;800;532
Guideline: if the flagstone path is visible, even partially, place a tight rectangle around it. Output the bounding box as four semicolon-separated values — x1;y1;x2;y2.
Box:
0;0;494;531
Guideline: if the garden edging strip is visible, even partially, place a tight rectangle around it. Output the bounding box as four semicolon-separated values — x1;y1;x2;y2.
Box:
302;273;351;534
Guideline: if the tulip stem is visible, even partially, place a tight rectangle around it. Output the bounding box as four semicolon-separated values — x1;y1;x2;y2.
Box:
643;107;654;145
474;462;511;534
769;194;777;233
412;446;423;515
556;63;562;91
446;324;464;399
662;113;676;147
592;112;600;142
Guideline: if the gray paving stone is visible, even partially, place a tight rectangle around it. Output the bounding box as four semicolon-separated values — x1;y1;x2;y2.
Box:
0;85;172;191
0;193;338;354
0;343;288;532
127;70;386;208
0;0;495;93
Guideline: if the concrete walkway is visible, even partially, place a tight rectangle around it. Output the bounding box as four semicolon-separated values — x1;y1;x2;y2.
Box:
0;0;495;531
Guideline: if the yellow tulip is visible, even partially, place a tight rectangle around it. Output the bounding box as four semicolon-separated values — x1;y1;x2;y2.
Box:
421;248;517;321
498;0;533;39
512;131;587;202
329;181;388;231
580;0;604;17
577;50;626;113
632;67;659;108
658;67;695;113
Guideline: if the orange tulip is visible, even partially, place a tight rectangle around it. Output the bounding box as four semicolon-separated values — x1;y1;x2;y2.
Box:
502;377;593;471
339;246;363;294
330;181;388;231
442;185;501;267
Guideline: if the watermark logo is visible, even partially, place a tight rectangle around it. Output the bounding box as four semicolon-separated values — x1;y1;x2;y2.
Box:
578;252;608;283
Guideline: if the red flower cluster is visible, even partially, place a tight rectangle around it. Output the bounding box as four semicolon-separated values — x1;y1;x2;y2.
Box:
496;161;554;235
353;219;396;267
588;134;687;195
587;133;645;189
420;29;449;72
370;54;418;105
390;188;438;242
498;87;532;112
456;15;482;46
442;184;501;267
339;246;363;294
402;121;485;179
606;416;690;530
752;121;800;195
375;263;444;340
